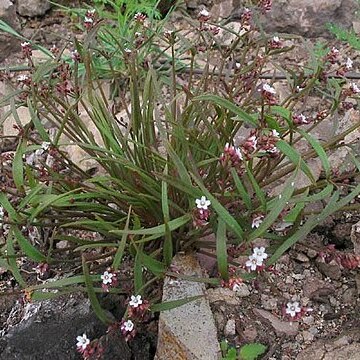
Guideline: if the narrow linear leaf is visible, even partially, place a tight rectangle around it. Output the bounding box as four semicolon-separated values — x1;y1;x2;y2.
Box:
12;139;25;191
82;257;112;324
112;206;132;270
231;168;252;210
297;129;330;177
245;164;266;211
216;219;228;280
13;227;47;262
6;232;26;287
276;139;315;183
192;94;258;126
150;295;203;312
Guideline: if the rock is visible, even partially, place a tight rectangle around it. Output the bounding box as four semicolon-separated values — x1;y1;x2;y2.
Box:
0;294;130;360
260;294;278;310
253;308;299;336
233;283;250;297
224;318;236;337
303;277;335;299
342;288;357;304
350;220;360;255
0;0;20;62
296;336;360;360
355;273;360;295
207;287;241;305
261;0;359;38
16;0;51;17
315;258;342;280
155;254;220;360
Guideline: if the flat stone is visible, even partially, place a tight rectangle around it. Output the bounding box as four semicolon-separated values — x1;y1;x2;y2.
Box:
17;0;51;17
350;220;360;255
253;308;298;336
207;287;241;305
155;254;220;360
0;294;130;360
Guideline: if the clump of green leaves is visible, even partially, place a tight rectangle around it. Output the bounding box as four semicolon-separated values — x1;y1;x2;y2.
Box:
221;340;267;360
0;2;359;326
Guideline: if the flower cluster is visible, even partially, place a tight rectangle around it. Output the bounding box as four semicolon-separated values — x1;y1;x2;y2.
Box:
220;143;243;167
193;195;211;228
325;46;339;64
245;246;268;272
21;42;32;58
84;9;96;30
258;0;272;13
134;12;147;24
76;334;103;360
292;113;311;125
268;36;282;49
259;83;277;104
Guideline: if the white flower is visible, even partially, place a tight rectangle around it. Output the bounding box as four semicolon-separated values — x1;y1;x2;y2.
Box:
0;207;4;218
76;333;90;350
346;57;353;70
17;74;29;82
101;270;114;285
122;319;134;332
251;215;263;229
262;83;276;95
331;46;339;54
272;130;280;137
252;247;268;262
199;9;210;18
195;196;211;210
129;294;143;308
273;36;280;42
235;147;243;160
21;42;30;48
41;142;50;151
285;301;302;318
351;83;360;93
88;9;96;15
232;283;242;292
124;48;132;53
245;254;263;271
84;17;93;23
296;86;304;92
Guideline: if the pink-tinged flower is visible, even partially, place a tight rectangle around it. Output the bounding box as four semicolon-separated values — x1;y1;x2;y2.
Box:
251;214;264;229
346;57;353;70
86;9;96;18
198;8;210;22
252;247;268;262
101;271;114;285
292;113;310;125
71;50;81;62
269;36;282;49
129;294;143;308
21;42;32;57
285;301;301;318
220;143;243;166
259;83;277;104
84;17;94;29
241;8;252;26
50;44;60;56
120;319;136;341
326;47;339;64
350;83;360;94
221;276;243;291
134;12;146;23
195;196;211;210
259;0;272;13
245;254;263;271
76;333;90;351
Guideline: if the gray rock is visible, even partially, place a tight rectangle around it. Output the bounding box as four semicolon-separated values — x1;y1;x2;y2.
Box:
0;0;20;62
17;0;51;17
315;258;342;280
253;308;299;336
155;254;220;360
224;318;236;337
350;220;360;255
0;294;130;360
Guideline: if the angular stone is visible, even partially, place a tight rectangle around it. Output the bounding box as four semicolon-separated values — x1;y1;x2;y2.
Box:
0;294;130;360
0;0;21;62
17;0;51;17
350;220;360;255
155;254;220;360
253;308;298;336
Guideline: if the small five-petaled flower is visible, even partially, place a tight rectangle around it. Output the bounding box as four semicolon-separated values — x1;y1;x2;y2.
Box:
129;295;143;308
101;270;114;285
285;301;302;318
245;246;268;271
195;196;211;210
76;333;90;351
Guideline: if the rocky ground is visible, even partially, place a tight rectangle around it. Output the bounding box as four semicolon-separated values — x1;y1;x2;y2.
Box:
0;1;360;359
